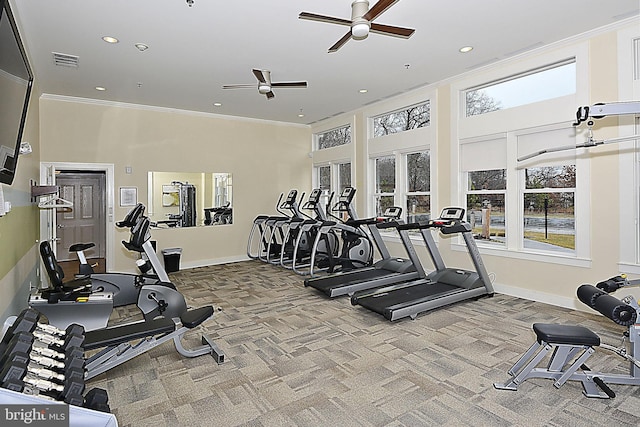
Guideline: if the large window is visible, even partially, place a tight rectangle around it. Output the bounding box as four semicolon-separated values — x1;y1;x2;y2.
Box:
315;161;352;209
460;122;581;257
373;101;430;137
465;60;576;117
316;125;351;149
372;151;431;222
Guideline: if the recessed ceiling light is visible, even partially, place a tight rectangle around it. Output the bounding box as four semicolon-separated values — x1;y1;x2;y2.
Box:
95;86;106;91
213;102;222;107
134;43;149;52
102;36;119;44
359;89;368;93
459;46;473;53
298;113;305;118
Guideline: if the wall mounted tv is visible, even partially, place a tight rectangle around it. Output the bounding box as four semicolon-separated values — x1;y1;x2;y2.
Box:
0;0;33;185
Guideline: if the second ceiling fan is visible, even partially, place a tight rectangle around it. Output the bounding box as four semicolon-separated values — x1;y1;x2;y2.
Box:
299;0;415;53
222;69;307;100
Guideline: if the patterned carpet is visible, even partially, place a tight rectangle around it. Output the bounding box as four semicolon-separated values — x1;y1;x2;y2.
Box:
88;261;640;426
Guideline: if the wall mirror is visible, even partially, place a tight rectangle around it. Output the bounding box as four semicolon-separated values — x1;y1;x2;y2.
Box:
147;172;232;228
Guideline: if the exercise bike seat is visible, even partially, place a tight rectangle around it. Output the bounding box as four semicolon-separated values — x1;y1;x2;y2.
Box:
69;242;95;253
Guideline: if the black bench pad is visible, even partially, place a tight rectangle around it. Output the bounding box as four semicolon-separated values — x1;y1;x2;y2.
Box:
84;317;175;350
180;306;214;329
533;323;600;347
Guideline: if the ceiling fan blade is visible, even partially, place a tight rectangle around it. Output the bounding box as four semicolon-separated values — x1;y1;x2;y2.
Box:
370;22;415;38
252;69;267;84
298;12;352;27
266;91;275;99
328;31;352;53
222;84;255;89
271;82;308;88
363;0;399;21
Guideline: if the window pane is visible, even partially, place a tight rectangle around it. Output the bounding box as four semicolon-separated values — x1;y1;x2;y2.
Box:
406;152;430;192
316;125;351;150
407;195;430;223
338;162;351;192
466;61;576;117
318;166;330;191
468;169;506;191
525;165;576;189
375;156;395;193
375;195;395;216
373;101;430;137
523;192;575;252
466;194;505;244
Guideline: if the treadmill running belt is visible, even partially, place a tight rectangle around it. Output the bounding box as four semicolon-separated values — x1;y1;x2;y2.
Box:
311;269;392;294
355;282;458;316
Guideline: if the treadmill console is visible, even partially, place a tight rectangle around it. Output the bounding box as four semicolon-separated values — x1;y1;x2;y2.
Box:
383;206;402;219
438;207;465;221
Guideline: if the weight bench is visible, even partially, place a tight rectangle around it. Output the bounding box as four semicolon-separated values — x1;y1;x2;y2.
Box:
494;284;640;398
84;305;224;380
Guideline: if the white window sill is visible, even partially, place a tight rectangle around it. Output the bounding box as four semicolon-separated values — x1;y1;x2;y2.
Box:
380;233;592;268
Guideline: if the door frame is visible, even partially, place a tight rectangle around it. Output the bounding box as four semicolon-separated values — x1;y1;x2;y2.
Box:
39;162;115;271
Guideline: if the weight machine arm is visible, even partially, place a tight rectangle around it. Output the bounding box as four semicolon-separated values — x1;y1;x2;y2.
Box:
518;101;640;161
573;101;640;126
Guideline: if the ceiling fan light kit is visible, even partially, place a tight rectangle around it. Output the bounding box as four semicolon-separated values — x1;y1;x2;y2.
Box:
351;21;370;39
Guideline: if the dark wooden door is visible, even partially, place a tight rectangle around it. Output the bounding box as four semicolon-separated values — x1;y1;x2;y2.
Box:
55;172;106;263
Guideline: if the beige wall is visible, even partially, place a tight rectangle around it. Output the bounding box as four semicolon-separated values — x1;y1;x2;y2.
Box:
39;98;312;271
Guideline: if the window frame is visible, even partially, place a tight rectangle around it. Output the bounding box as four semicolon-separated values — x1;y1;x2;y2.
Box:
370;149;432;226
371;100;431;138
451;43;591;267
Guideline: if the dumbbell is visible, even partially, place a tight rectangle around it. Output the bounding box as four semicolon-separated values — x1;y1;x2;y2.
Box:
1;359;85;404
1;352;84;385
84;388;111;413
2;308;84;344
32;329;85;351
0;309;39;348
1;308;85;355
1;332;85;376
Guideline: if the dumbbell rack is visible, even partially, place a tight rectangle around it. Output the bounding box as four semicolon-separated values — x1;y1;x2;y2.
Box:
0;308;115;420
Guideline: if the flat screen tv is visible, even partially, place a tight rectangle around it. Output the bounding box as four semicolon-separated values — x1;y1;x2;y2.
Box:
0;0;33;185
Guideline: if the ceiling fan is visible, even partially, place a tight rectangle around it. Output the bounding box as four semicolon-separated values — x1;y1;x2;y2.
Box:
222;69;307;100
299;0;415;53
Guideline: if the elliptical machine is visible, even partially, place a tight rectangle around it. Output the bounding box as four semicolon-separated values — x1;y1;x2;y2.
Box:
307;187;374;277
247;190;303;262
290;189;339;275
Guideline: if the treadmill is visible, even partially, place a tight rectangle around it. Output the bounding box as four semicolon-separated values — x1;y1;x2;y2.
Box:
304;192;422;298
350;207;494;321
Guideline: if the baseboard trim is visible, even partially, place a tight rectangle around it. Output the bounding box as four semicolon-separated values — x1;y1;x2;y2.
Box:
492;281;583;311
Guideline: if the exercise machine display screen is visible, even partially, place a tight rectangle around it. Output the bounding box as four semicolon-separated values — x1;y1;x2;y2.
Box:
339;187;355;203
383;207;402;219
439;207;465;221
308;189;321;202
284;190;297;204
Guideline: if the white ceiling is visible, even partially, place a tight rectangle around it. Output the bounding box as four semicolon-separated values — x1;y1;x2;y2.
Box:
10;0;639;125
